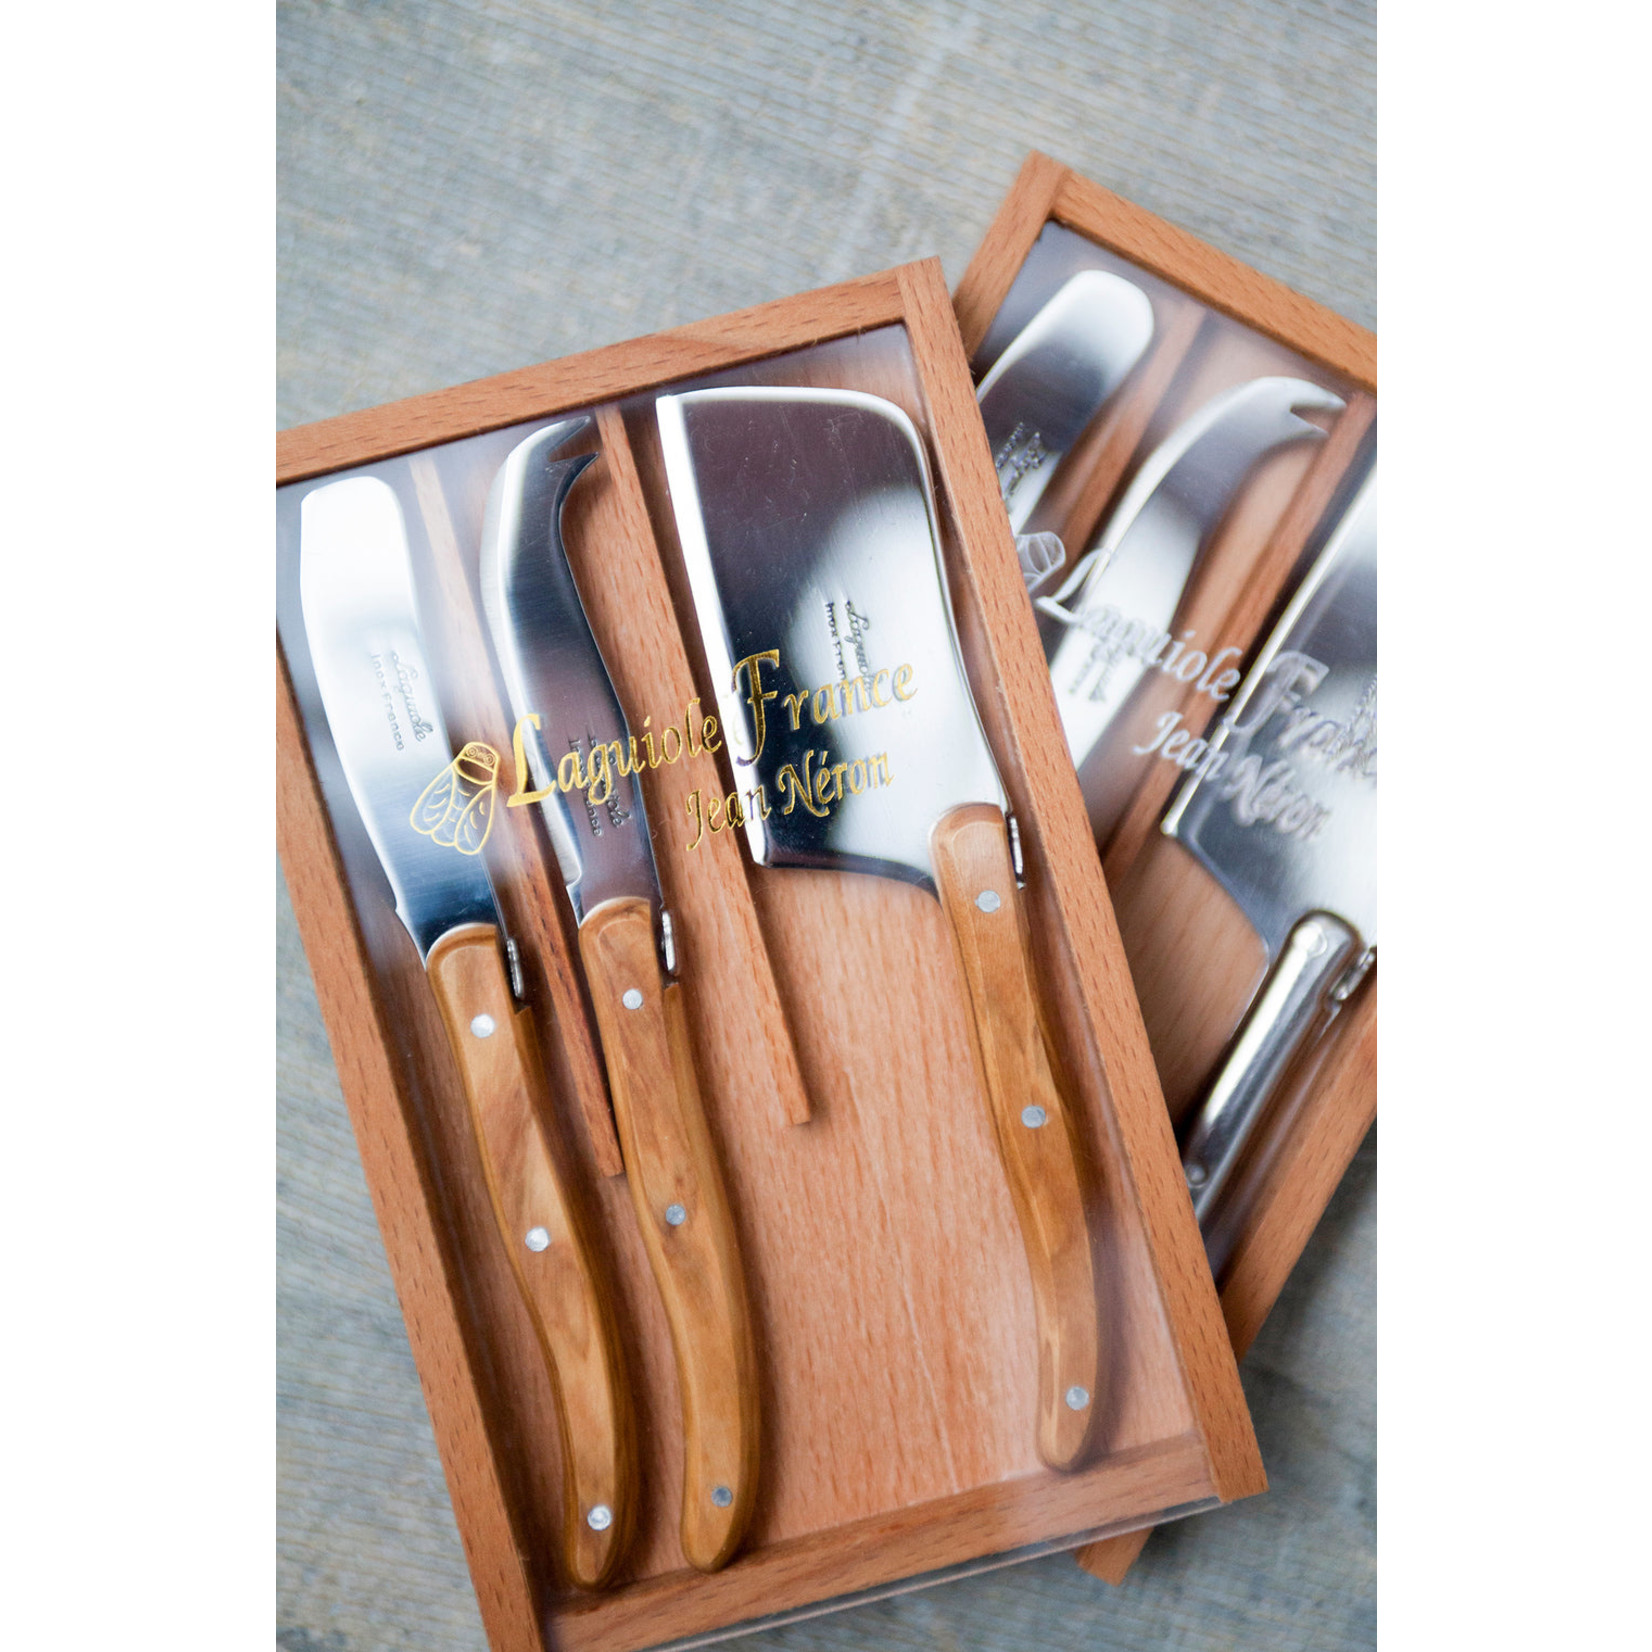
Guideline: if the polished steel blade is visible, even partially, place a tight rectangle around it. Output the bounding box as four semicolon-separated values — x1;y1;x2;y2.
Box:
1036;376;1346;837
657;387;1004;893
299;474;497;959
479;419;663;925
1162;459;1377;961
975;269;1155;532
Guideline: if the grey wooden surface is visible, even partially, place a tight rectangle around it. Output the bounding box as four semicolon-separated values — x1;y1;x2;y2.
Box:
277;3;1375;1647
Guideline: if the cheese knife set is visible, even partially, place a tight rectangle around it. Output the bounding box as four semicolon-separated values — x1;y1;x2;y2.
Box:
276;161;1373;1651
954;156;1376;1583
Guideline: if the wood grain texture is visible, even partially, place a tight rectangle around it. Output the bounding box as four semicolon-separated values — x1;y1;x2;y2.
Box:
949;160;1377;1589
1209;985;1378;1348
1100;392;1378;882
276;273;907;486
930;803;1099;1471
427;924;637;1590
951;151;1068;359
277;259;1271;1650
583;401;811;1130
1020;297;1207;556
548;1433;1213;1652
277;651;545;1652
577;897;759;1574
1072;986;1376;1589
407;449;622;1177
1049;163;1376;391
896;260;1265;1505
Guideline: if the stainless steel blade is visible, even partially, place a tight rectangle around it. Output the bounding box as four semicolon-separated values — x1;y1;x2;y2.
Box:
657;386;1005;892
299;474;498;959
479;419;664;925
1035;376;1346;838
1162;460;1377;962
975;269;1155;534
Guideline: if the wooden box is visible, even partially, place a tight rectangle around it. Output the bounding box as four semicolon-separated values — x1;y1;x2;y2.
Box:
952;155;1377;1583
275;259;1265;1651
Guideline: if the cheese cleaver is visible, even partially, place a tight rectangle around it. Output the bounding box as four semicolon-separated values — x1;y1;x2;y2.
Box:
657;386;1101;1471
975;269;1155;586
1035;376;1346;843
479;419;759;1574
1161;456;1377;1253
298;473;635;1590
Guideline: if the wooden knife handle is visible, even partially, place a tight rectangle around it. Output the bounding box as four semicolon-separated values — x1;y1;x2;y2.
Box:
427;924;636;1590
931;803;1101;1470
579;897;759;1574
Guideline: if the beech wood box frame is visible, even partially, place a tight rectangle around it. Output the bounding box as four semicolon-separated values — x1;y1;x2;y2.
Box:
275;259;1268;1652
952;154;1378;1585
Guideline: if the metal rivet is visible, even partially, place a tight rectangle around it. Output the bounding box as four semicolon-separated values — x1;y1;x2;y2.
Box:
711;1485;733;1508
1185;1164;1207;1189
586;1504;613;1532
975;889;1001;913
470;1014;496;1038
622;988;644;1010
1301;921;1329;958
665;1203;687;1227
524;1226;550;1252
1065;1385;1091;1411
1021;1105;1047;1129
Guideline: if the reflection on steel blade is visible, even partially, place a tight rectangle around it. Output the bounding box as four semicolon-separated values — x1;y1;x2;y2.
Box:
1038;376;1346;841
976;270;1155;532
479;420;663;925
299;474;497;958
657;387;1004;892
1162;459;1377;960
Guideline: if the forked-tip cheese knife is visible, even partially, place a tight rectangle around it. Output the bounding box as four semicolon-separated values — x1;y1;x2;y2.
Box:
656;386;1101;1471
479;419;758;1575
1035;376;1346;843
298;473;635;1590
1161;454;1377;1260
975;268;1155;553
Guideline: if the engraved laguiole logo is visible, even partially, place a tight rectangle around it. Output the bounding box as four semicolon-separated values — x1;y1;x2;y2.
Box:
411;741;500;855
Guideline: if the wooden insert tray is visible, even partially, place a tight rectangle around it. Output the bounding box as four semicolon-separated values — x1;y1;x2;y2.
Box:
953;154;1378;1584
276;258;1265;1650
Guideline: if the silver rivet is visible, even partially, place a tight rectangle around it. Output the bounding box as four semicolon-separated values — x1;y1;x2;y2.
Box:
1185;1164;1207;1188
470;1014;496;1038
524;1226;550;1252
1301;920;1329;958
622;988;644;1010
1065;1385;1091;1411
975;889;1001;913
665;1203;687;1227
1021;1105;1047;1129
711;1485;733;1508
586;1503;613;1532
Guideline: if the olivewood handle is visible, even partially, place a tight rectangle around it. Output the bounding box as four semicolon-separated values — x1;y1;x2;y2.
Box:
578;897;759;1573
427;923;636;1591
930;802;1101;1471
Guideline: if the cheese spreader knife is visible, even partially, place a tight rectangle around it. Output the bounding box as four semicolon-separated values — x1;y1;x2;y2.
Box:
1035;376;1347;843
298;473;635;1590
656;386;1101;1471
975;269;1155;587
1162;455;1377;1251
479;418;758;1575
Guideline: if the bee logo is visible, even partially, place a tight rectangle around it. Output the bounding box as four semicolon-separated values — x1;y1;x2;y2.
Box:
411;741;500;855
